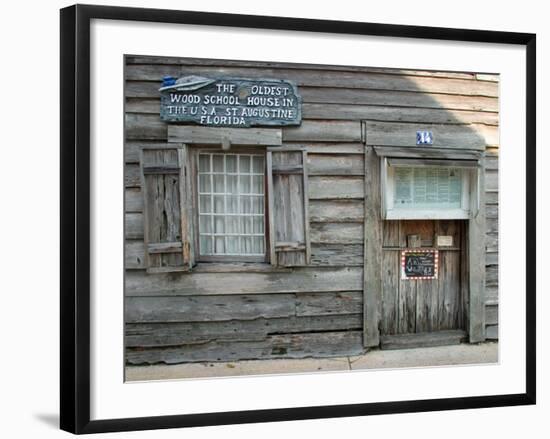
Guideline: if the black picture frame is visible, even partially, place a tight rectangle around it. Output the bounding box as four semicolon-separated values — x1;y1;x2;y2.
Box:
60;4;536;434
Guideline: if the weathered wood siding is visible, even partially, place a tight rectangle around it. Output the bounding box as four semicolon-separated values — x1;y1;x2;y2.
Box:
485;150;499;339
125;56;499;364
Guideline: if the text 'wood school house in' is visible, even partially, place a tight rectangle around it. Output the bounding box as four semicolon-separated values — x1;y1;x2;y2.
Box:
124;55;499;364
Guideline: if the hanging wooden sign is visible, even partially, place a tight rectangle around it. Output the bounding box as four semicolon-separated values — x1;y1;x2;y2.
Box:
159;75;302;127
401;249;439;280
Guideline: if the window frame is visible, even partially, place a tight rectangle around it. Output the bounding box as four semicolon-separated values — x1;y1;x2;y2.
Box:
190;146;270;263
381;157;480;220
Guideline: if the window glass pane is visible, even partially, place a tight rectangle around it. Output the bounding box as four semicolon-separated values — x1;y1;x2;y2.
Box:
226;216;241;234
252;156;264;173
449;170;462;203
199;214;212;234
226;155;237;173
239;174;251;193
227;175;238;193
214;215;225;233
213;175;224;193
394;166;463;210
226;195;239;214
250;196;263;214
240;196;251;214
198;152;265;257
239;155;251;173
213;195;224;213
200;236;213;255
252;216;264;234
242;236;252;254
199;195;211;213
199;155;210;172
214;236;225;253
252;236;264;254
252;175;263;194
199;174;211;193
226;236;240;254
394;168;413;206
212;154;224;172
426;170;438;203
242;216;253;234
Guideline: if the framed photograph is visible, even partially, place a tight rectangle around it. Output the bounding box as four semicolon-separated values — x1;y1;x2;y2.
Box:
60;4;536;434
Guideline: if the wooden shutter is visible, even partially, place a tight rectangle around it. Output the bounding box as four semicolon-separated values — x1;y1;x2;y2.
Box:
140;146;194;273
267;148;311;266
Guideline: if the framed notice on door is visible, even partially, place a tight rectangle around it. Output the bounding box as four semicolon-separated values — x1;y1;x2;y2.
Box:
401;249;439;280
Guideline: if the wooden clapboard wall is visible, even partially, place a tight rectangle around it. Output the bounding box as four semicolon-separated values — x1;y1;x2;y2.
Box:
485;152;499;339
124;56;499;364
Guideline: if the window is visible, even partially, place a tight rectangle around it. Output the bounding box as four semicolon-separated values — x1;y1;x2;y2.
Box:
393;167;464;209
197;151;266;261
381;158;479;220
138;145;311;272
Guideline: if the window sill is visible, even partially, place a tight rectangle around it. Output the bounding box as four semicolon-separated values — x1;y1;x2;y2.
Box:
384;209;471;220
192;262;292;273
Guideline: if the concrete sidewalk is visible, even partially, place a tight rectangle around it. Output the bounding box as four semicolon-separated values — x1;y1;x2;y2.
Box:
126;341;498;382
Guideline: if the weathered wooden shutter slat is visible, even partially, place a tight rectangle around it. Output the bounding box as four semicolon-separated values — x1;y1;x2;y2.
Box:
142;165;181;174
267;148;310;267
271;164;304;174
147;242;183;254
140;146;193;273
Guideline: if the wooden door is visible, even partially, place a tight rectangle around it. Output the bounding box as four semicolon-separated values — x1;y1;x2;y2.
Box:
380;220;467;335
